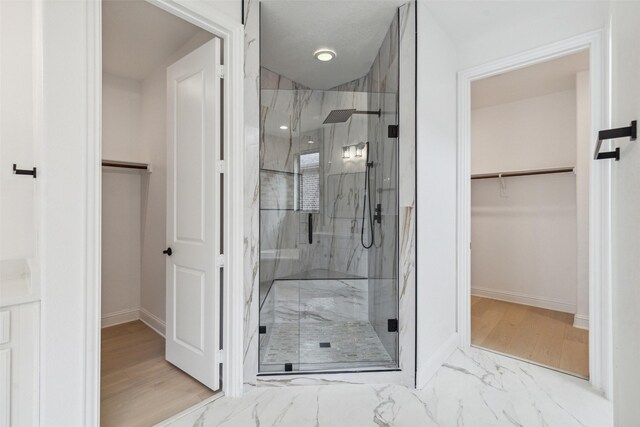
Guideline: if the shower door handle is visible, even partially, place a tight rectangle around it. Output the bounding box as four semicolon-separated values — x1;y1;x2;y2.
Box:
308;214;313;244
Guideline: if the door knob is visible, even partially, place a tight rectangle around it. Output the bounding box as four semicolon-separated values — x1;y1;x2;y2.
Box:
163;247;172;256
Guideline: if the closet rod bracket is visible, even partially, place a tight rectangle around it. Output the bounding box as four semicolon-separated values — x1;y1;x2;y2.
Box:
594;120;636;161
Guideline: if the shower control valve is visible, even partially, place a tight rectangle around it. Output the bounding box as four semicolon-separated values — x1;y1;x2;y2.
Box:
374;204;382;224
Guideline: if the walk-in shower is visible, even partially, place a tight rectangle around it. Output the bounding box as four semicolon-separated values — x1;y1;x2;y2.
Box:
259;2;400;374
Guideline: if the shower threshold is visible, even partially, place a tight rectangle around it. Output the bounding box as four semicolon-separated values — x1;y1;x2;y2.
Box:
279;269;366;281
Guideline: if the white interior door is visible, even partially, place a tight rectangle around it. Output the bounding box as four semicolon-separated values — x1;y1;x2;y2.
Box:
166;38;222;391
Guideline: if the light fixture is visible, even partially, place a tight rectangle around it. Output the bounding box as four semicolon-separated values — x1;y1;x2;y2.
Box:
314;49;336;62
342;146;351;159
355;146;363;157
307;140;315;144
280;125;288;130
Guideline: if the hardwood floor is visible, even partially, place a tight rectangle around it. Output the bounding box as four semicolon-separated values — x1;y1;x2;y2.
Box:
471;296;589;378
101;321;216;427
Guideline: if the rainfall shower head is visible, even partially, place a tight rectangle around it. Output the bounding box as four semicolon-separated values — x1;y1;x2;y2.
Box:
323;108;381;124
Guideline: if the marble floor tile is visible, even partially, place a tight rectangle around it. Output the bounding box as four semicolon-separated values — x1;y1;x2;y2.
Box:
261;321;393;368
161;347;612;427
267;279;370;323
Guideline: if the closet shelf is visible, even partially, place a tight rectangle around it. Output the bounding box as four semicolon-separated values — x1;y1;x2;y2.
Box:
102;160;151;172
471;166;575;180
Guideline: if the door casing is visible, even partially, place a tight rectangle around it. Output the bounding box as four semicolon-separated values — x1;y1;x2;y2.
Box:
456;30;613;397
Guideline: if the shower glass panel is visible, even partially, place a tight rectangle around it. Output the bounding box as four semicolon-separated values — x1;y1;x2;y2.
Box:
259;5;400;374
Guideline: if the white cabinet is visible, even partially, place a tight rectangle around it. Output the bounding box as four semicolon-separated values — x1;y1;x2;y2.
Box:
0;303;39;427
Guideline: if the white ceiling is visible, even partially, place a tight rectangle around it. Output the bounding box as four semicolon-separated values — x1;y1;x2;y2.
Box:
472;50;589;109
261;1;404;90
102;0;202;81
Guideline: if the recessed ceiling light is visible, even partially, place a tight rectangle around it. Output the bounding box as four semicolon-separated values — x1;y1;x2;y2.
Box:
280;125;288;130
314;49;336;62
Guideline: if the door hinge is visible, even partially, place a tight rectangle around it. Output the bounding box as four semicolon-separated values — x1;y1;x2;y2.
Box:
216;254;225;268
217;66;225;79
387;318;398;332
217;160;226;173
217;349;225;363
388;125;399;138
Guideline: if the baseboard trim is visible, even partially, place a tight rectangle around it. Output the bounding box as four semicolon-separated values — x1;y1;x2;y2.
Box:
573;314;589;330
471;287;576;314
101;308;139;328
416;333;459;389
139;308;166;337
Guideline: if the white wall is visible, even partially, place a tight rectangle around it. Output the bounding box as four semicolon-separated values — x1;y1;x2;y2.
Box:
470;90;579;313
101;73;144;326
471;90;577;174
471;174;578;312
101;171;143;324
102;74;143;162
456;2;609;70
415;2;459;387
175;0;241;25
611;1;640;424
138;64;167;333
0;0;37;262
40;1;91;424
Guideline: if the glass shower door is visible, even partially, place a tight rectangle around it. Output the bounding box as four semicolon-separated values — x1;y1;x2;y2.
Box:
258;84;400;373
365;90;400;367
258;88;303;373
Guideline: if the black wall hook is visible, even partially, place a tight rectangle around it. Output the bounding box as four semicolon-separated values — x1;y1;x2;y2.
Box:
594;120;637;161
13;164;36;178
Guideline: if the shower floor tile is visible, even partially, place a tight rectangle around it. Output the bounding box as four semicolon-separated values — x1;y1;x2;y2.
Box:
261;321;393;367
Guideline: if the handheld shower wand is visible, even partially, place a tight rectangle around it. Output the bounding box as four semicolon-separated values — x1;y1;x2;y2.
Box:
361;142;375;249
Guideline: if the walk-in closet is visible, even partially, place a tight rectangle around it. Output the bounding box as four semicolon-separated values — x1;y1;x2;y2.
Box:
470;51;590;378
100;1;221;425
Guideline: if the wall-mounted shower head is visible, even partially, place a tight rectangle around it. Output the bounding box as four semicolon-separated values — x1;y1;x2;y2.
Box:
323;109;381;124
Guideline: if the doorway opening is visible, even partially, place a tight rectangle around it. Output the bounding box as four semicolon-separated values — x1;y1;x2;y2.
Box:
459;46;609;385
468;50;591;378
100;1;223;424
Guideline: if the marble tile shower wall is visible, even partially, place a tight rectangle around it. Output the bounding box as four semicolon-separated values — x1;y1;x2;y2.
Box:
244;0;261;384
260;69;314;288
260;68;374;289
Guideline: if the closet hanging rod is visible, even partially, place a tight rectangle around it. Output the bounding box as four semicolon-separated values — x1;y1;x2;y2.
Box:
471;166;575;180
102;160;151;172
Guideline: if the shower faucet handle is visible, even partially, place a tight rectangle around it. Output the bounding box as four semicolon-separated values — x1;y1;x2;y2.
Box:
374;204;382;224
